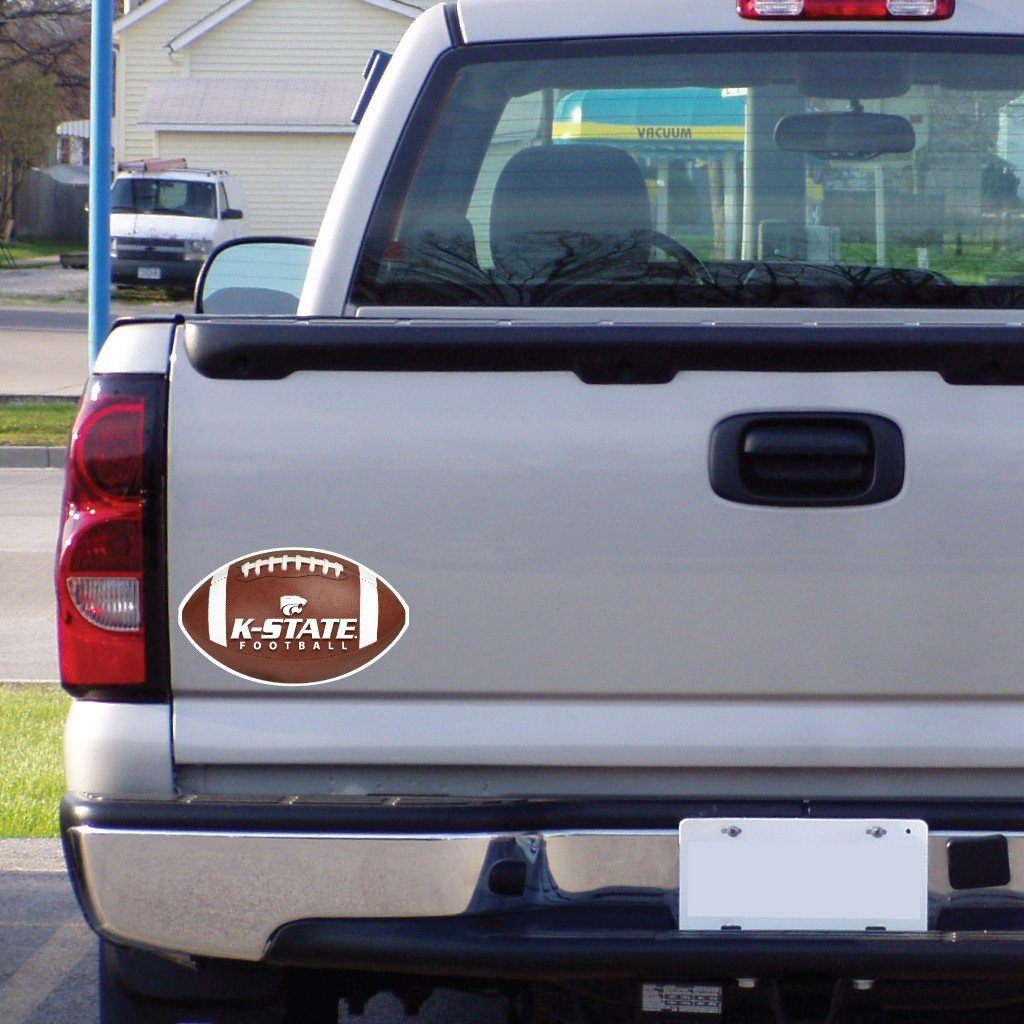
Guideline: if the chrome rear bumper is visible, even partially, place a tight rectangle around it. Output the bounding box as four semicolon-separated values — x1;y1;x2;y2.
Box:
63;793;1024;969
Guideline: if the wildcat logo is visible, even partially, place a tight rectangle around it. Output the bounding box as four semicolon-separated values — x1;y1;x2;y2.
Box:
280;595;307;616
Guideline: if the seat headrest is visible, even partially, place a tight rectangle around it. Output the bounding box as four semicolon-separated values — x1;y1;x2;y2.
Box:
398;212;480;280
489;145;652;286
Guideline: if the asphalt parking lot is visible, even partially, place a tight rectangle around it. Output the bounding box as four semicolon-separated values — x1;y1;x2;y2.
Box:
0;842;96;1024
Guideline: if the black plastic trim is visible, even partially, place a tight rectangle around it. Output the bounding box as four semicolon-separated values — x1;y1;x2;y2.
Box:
710;412;905;508
60;813;98;929
185;318;1024;385
352;49;394;125
109;314;185;333
264;914;1024;981
60;793;1024;835
948;835;1012;891
102;939;286;1003
443;2;465;46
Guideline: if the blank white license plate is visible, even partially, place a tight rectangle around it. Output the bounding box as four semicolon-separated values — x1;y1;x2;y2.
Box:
679;818;928;932
137;267;162;280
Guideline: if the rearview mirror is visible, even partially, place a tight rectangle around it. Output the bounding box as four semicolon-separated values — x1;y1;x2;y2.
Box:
775;112;916;160
221;208;244;221
195;237;314;315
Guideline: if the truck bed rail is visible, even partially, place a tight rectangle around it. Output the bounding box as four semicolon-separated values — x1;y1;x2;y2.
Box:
184;319;1024;385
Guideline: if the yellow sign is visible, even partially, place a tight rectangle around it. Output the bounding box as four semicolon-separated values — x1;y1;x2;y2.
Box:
553;122;745;143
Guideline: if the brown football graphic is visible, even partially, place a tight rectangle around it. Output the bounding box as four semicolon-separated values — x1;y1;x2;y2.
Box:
179;549;408;685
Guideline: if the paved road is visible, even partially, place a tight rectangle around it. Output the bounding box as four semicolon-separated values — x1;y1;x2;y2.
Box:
0;469;63;682
0;301;186;397
0;308;88;333
0;841;503;1024
0;309;89;398
1;304;185;334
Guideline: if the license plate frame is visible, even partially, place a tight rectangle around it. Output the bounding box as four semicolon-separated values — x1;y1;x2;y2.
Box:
678;817;928;932
137;266;162;281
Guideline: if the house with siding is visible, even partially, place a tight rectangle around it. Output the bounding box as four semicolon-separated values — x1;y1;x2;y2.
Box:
113;0;432;235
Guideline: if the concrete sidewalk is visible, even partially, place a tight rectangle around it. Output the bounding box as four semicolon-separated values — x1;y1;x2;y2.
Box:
7;258;62;270
0;468;63;682
0;448;67;469
0;326;88;397
0;267;87;304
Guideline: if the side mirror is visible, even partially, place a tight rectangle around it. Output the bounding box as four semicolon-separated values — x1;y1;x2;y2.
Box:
195;237;314;315
775;112;916;160
221;208;244;221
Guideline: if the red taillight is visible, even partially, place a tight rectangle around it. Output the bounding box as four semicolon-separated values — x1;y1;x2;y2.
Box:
72;398;145;496
56;375;167;697
739;0;954;17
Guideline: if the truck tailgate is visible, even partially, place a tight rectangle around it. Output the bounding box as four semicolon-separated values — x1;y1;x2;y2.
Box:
167;321;1024;786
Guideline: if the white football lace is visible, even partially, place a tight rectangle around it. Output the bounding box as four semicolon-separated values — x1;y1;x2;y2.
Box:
240;554;347;578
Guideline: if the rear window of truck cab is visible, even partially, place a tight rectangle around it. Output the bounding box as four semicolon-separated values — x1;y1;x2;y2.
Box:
350;35;1024;310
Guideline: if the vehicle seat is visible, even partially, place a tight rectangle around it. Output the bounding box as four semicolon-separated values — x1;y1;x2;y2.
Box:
489;144;652;287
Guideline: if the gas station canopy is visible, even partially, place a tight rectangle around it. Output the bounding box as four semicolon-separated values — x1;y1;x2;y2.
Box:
553;88;746;158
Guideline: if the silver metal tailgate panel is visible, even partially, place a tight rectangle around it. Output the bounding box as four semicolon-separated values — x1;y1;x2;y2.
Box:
168;344;1024;769
173;696;1024;769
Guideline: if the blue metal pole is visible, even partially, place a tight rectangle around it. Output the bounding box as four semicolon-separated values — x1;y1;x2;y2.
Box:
88;0;113;368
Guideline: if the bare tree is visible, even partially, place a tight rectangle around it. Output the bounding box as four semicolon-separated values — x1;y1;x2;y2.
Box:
0;2;93;239
0;1;90;116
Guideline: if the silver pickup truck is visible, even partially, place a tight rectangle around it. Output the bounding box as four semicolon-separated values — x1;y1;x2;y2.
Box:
58;0;1024;1021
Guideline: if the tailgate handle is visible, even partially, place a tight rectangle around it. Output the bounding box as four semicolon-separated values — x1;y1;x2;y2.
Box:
710;413;904;508
743;424;871;487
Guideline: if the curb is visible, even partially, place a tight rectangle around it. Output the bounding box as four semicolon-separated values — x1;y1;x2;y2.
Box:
0;395;77;402
12;257;61;269
0;294;88;306
0;446;66;469
0;257;60;270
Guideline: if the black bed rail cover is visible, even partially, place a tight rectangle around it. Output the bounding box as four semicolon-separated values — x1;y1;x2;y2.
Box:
183;318;1024;385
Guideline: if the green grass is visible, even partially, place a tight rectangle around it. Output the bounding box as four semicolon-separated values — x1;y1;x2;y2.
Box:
0;399;77;447
670;232;1024;285
4;237;80;262
114;284;186;303
839;241;1024;284
0;685;69;838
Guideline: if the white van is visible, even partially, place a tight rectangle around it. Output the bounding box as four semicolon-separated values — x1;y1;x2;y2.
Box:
109;158;246;290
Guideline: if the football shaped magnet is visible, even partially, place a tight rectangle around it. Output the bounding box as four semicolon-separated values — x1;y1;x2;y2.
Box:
178;549;408;685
